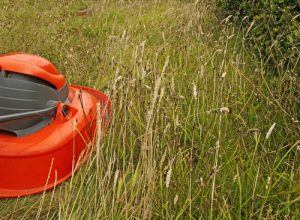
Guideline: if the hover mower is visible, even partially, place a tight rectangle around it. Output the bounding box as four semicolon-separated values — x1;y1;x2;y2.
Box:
0;53;111;198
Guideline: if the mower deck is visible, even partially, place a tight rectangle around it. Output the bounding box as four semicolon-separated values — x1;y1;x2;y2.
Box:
0;85;111;198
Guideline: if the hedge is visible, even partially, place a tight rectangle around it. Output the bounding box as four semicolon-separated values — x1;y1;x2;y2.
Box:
218;0;300;73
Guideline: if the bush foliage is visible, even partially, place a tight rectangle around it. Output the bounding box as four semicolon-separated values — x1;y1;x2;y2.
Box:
219;0;300;72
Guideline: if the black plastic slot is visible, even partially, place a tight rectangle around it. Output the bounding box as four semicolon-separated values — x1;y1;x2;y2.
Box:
5;71;57;89
0;129;17;137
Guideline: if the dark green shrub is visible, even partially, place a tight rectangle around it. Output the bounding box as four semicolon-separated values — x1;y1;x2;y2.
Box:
218;0;300;72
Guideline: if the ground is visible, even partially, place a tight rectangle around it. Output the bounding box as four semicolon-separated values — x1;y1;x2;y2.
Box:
0;0;299;219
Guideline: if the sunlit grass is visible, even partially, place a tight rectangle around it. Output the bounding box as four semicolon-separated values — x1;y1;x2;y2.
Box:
0;0;299;219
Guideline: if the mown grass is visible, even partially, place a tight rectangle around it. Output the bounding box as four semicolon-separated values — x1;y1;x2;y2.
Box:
0;0;299;219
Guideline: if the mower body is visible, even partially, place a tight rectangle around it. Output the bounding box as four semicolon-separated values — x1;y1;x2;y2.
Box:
0;53;111;197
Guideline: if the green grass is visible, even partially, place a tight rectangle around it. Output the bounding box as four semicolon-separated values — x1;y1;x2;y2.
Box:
0;0;299;219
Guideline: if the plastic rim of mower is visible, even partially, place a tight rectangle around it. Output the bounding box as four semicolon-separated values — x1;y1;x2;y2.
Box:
0;53;112;198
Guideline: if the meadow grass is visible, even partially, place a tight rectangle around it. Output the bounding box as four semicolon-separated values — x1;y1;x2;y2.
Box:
0;0;299;219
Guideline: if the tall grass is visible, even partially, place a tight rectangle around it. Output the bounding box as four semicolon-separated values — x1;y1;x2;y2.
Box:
0;0;299;219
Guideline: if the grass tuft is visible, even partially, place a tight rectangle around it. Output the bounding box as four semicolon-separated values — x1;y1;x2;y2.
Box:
0;0;299;219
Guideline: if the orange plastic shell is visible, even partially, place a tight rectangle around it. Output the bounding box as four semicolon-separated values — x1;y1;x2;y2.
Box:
0;85;112;198
0;53;66;90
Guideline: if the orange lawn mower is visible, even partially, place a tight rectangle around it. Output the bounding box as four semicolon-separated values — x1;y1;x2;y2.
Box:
0;53;112;198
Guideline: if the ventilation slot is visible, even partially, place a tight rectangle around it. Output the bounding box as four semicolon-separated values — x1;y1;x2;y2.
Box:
5;71;57;89
0;129;17;137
